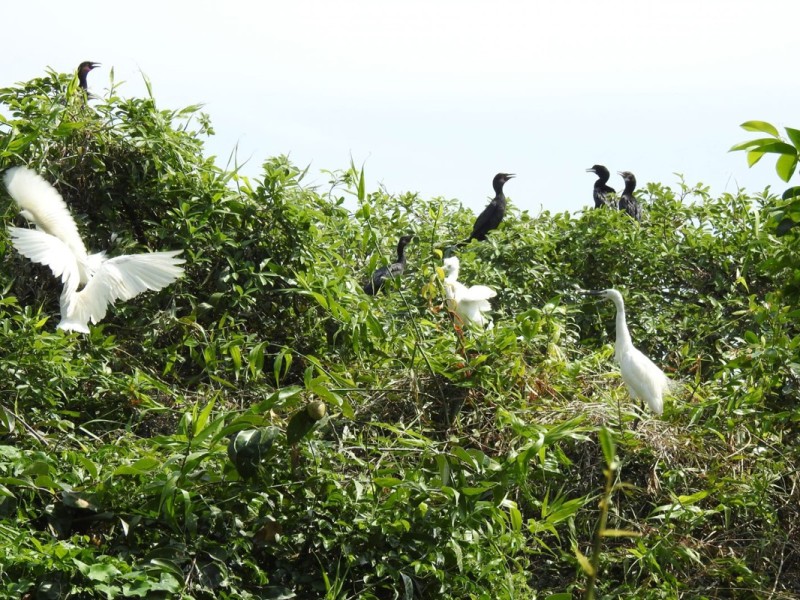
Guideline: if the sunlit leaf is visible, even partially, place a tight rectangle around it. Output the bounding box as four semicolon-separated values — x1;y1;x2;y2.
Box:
776;153;798;182
740;120;779;137
729;137;777;152
747;150;765;167
601;528;642;537
598;426;616;466
749;141;796;155
574;546;594;576
785;127;800;149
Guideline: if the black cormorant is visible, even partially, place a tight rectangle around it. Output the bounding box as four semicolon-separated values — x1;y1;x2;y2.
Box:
464;172;515;244
77;61;100;90
586;165;616;208
617;171;642;221
363;234;414;295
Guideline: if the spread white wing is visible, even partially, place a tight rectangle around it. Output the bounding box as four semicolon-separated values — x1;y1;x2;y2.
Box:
4;167;88;261
8;227;81;288
60;251;185;330
461;284;496;302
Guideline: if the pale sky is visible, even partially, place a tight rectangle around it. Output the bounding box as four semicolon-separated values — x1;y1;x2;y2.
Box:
3;1;799;215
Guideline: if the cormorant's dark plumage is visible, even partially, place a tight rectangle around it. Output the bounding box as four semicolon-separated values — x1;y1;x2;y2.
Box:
586;165;616;208
617;171;642;221
77;61;100;90
363;234;414;295
465;172;515;243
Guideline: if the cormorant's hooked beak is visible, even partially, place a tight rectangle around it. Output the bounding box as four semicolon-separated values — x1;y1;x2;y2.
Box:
506;174;516;179
88;62;101;70
616;171;624;177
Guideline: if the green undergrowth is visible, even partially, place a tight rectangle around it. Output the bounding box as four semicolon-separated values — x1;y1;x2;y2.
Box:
0;68;796;599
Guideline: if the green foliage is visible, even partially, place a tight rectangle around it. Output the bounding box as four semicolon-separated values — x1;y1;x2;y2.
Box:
0;69;797;598
730;120;800;182
732;119;800;240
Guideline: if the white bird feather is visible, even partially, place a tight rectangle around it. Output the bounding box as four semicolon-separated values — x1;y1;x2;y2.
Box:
4;166;185;333
583;288;670;415
442;256;496;327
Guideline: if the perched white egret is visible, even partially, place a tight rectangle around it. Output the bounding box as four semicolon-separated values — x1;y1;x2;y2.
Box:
581;288;669;415
442;256;496;328
4;166;185;333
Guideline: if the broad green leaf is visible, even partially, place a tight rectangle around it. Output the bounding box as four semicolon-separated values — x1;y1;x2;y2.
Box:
400;572;414;600
747;150;765;167
373;477;404;487
461;484;497;496
776;153;798;182
729;137;778;152
87;562;122;583
740;120;779;137
781;186;800;200
194;397;216;436
749;141;796;156
785;127;800;149
286;410;316;444
677;490;709;504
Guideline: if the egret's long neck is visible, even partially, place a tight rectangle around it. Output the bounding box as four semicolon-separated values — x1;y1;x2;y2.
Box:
612;296;632;349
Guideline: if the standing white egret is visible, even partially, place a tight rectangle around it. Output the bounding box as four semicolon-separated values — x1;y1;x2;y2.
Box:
4;166;185;333
442;256;496;328
581;288;669;415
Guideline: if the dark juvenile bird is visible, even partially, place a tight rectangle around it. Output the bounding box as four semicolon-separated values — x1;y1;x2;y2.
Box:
617;171;642;221
586;165;616;208
77;61;100;91
363;234;414;295
464;173;515;244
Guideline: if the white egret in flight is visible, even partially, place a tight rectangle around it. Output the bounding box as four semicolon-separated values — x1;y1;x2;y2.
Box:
4;166;185;333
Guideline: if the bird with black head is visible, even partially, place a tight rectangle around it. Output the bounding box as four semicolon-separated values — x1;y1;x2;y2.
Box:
363;234;414;295
463;172;515;244
586;165;616;208
77;61;100;91
617;171;642;221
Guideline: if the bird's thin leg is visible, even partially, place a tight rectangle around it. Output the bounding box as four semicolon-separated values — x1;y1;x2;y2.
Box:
448;310;470;361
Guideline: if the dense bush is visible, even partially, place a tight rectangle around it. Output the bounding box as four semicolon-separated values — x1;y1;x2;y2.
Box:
0;68;797;598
